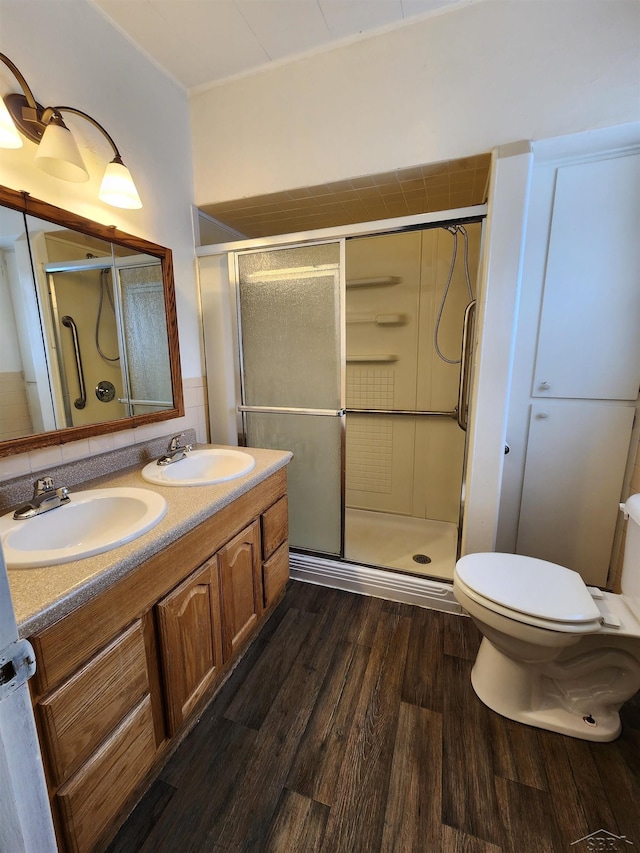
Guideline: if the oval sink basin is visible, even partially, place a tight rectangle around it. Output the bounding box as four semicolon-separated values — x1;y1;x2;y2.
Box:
141;448;256;487
0;487;167;569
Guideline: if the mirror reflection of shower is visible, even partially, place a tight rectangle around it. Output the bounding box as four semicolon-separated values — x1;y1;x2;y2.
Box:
95;263;120;364
48;258;127;428
344;222;482;581
44;244;173;428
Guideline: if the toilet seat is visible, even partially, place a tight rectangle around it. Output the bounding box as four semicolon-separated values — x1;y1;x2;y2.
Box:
455;553;603;634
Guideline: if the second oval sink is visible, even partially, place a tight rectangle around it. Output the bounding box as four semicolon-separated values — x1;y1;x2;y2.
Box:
141;447;256;487
0;487;167;569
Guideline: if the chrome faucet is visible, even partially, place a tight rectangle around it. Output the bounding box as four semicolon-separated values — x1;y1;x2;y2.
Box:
156;433;192;466
13;477;70;520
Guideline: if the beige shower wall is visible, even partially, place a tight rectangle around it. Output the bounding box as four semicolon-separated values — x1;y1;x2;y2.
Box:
345;224;481;523
44;236;125;428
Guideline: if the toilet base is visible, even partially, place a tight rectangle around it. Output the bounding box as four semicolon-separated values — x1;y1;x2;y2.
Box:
470;637;622;742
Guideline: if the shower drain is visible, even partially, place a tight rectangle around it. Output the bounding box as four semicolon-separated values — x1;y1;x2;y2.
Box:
413;554;432;564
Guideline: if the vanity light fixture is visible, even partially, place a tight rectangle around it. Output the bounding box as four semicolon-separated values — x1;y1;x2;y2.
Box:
0;52;142;209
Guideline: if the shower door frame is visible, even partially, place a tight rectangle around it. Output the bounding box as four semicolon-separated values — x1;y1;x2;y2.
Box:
224;203;488;568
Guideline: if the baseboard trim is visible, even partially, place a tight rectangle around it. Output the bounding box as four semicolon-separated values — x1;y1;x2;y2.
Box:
289;553;463;614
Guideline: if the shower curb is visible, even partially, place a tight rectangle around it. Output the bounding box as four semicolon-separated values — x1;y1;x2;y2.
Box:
289;553;464;614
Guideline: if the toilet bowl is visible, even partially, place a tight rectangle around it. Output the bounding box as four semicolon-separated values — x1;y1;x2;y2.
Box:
453;495;640;742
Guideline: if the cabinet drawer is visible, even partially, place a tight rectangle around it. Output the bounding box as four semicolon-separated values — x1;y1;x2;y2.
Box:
262;542;289;609
38;621;149;787
261;496;288;560
56;695;156;853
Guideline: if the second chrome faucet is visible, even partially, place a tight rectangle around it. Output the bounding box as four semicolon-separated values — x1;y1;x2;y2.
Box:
156;433;192;466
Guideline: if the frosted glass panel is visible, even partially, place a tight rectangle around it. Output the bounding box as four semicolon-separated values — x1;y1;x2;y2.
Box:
119;265;172;414
246;412;343;555
238;244;341;409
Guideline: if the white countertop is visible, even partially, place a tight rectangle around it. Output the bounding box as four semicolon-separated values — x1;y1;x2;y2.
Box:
9;445;292;638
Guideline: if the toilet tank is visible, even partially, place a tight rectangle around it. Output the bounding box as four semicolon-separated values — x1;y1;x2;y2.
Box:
621;493;640;620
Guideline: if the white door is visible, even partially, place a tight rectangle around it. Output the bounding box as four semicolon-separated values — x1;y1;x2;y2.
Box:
533;154;640;401
516;401;635;585
0;544;56;852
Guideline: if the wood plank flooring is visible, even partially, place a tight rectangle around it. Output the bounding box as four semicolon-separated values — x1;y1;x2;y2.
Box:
108;581;640;853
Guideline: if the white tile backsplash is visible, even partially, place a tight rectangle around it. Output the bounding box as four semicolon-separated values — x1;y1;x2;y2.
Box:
88;434;116;455
28;446;63;472
61;439;91;462
0;377;208;483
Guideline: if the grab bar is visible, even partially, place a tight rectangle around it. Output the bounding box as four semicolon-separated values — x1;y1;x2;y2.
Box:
117;398;173;408
238;405;345;417
456;299;476;431
345;408;457;418
61;315;86;410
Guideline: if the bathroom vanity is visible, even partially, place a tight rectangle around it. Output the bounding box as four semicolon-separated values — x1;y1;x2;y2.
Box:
7;446;291;853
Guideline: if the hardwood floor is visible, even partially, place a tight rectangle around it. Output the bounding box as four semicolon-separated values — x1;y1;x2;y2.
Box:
108;581;640;853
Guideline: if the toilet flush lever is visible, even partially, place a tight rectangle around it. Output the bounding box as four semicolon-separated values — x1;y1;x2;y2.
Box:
620;502;629;520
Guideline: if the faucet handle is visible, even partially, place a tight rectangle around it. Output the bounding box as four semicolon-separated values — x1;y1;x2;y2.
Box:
34;476;54;495
168;433;185;451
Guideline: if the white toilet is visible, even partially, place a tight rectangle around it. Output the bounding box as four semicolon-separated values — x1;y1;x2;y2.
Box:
453;495;640;742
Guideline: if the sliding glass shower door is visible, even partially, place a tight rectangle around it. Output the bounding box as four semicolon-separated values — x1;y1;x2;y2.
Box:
235;242;344;555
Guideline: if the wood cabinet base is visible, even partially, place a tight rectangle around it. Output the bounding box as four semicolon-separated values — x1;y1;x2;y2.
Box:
29;469;289;853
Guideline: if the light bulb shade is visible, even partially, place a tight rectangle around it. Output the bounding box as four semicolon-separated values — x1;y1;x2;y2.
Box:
35;122;89;182
98;159;142;209
0;97;23;148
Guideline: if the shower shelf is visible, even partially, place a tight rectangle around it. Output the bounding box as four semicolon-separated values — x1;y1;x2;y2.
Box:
345;276;401;288
346;313;408;326
346;354;398;363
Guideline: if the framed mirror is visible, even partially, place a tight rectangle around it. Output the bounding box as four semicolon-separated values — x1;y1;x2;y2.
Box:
0;185;183;457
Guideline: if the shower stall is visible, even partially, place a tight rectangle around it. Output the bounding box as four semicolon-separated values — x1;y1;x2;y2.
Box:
43;254;173;428
343;224;481;579
227;214;484;583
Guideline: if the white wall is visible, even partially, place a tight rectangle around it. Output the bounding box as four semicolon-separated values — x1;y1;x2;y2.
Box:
0;0;205;478
192;0;639;556
191;0;640;205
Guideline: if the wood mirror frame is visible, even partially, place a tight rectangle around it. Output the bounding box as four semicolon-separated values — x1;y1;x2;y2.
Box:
0;185;183;458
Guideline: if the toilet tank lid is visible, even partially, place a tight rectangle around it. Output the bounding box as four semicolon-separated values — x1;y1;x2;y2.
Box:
455;553;601;624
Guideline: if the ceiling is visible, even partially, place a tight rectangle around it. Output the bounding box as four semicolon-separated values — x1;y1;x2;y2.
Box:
92;0;488;238
92;0;467;91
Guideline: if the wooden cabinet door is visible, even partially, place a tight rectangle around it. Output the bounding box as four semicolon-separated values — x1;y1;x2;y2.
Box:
218;521;262;660
157;557;223;735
